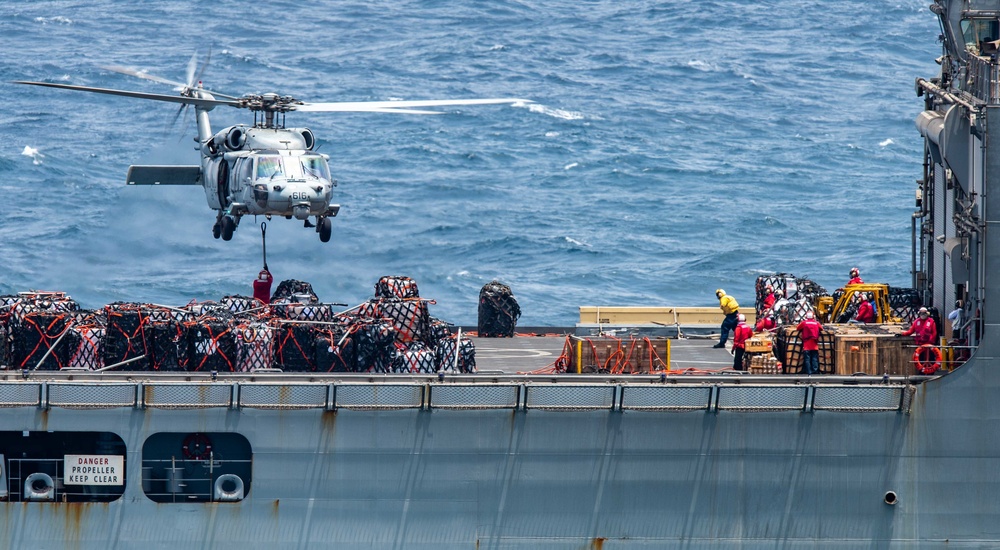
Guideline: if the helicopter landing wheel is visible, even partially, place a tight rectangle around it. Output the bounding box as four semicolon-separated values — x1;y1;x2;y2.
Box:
212;222;222;239
319;217;332;243
221;216;236;241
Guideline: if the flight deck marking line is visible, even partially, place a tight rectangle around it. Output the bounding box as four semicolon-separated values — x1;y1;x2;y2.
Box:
475;349;554;359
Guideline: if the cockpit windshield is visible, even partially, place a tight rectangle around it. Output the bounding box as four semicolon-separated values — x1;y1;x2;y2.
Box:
256;156;282;179
254;155;330;181
301;155;331;180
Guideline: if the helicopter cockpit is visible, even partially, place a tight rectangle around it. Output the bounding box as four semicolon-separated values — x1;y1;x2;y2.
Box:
244;152;335;218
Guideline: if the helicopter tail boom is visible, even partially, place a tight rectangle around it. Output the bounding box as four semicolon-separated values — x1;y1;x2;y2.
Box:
126;165;202;186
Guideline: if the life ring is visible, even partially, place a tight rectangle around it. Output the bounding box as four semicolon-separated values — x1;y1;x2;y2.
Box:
913;344;942;375
181;433;213;460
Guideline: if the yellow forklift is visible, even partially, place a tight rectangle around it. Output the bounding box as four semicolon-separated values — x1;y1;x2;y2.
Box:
813;283;903;324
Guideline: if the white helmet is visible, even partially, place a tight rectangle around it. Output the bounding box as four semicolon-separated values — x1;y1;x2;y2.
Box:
737;313;746;323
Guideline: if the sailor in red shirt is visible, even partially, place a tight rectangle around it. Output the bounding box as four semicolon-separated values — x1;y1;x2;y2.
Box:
901;307;938;346
253;268;273;304
761;285;776;313
796;311;823;374
755;312;776;333
847;267;864;286
854;293;876;324
732;313;753;371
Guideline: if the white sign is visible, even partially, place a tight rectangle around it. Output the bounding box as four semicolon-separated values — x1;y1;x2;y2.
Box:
63;455;124;486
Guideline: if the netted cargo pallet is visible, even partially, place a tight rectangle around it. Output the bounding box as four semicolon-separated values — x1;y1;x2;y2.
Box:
435;334;476;373
221;295;267;316
478;281;521;337
103;303;161;370
425;318;453;347
351;319;396;373
315;327;356;372
389;342;437;373
10;312;72;370
755;274;827;316
271;323;318;372
889;287;921;323
776;326;835;374
271;279;318;303
357;298;429;344
234;322;274;372
567;336;669;374
183;318;238;372
66;324;105;370
374;275;420;299
270;302;336;322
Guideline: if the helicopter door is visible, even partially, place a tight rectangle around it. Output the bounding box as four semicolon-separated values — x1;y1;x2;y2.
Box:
217;161;230;207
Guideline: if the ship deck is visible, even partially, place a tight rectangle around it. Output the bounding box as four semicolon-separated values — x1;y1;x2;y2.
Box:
471;333;734;374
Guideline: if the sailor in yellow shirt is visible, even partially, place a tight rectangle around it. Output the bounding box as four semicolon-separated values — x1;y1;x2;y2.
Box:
714;289;740;349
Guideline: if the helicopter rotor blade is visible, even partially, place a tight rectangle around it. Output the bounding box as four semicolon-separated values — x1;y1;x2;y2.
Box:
292;98;532;113
101;63;242;100
193;47;212;87
14;81;241;109
185;52;198;88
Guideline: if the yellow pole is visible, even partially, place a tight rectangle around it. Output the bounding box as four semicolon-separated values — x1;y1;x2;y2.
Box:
576;339;582;374
665;339;671;371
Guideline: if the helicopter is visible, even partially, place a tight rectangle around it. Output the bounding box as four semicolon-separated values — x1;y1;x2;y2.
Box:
16;62;530;242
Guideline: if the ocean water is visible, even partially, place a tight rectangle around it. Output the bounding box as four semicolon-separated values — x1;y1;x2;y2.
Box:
0;0;940;326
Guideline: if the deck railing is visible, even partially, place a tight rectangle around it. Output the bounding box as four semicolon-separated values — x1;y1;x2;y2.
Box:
0;375;922;413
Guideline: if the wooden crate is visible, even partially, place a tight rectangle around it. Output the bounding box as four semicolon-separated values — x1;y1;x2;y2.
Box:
568;336;670;374
833;333;912;376
744;333;773;353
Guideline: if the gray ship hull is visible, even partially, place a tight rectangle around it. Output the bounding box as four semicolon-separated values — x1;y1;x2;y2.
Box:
0;359;990;549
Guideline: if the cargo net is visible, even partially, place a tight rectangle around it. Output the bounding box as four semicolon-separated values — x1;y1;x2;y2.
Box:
271;279;319;303
357;298;430;344
350;318;397;373
889;287;921;323
374;275;420;299
271;322;319;372
10;312;73;370
774;297;817;326
270;302;336;322
435;334;477;373
478;281;521;337
220;295;267;318
775;326;836;375
184;311;238;372
103;303;187;371
234;322;274;372
315;325;356;372
426;317;453;348
389;342;438;373
1;276;473;375
755;274;828;317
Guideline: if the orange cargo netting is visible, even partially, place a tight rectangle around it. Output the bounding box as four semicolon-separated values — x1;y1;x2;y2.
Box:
16;312;73;370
